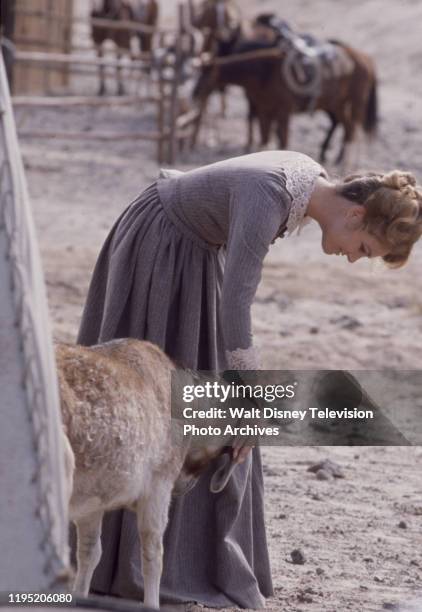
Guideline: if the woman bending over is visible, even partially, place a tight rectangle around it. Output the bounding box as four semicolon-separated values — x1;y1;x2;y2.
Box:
78;151;422;609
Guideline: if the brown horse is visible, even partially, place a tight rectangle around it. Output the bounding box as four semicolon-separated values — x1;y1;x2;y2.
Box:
189;0;243;117
190;0;242;54
91;0;159;95
252;15;378;163
192;19;378;164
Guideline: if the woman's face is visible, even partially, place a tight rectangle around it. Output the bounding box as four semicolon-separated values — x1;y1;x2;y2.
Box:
321;205;389;263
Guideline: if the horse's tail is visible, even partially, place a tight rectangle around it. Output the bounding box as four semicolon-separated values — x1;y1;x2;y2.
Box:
364;78;378;134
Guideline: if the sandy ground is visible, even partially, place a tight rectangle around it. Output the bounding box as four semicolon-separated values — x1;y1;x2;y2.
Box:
12;0;422;610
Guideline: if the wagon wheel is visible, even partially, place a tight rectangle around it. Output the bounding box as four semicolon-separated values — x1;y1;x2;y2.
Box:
282;49;322;97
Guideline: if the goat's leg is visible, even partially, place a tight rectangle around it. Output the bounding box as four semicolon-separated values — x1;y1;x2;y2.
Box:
319;112;338;163
97;46;106;96
73;512;104;596
136;482;173;609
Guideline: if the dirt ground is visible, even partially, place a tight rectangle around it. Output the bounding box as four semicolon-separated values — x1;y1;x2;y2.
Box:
14;0;422;610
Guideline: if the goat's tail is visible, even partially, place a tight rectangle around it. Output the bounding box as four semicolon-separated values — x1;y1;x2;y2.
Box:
364;78;378;135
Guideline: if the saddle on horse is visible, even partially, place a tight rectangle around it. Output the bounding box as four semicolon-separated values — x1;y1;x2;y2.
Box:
255;14;354;98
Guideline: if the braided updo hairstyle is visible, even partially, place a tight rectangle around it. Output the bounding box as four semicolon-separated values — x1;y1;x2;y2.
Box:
337;170;422;267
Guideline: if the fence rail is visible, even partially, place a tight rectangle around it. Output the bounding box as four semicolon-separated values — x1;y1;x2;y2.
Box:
13;7;174;34
10;2;199;164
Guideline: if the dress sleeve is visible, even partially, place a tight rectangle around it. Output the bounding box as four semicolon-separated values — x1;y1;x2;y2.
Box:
221;174;290;370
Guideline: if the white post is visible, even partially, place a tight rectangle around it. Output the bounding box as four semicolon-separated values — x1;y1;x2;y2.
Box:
0;55;71;591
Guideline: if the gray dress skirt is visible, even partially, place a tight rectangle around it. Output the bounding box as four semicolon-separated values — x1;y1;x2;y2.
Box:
77;183;273;608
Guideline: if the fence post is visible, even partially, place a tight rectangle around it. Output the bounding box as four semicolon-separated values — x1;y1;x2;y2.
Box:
0;0;16;87
0;53;71;591
167;3;185;165
156;53;166;164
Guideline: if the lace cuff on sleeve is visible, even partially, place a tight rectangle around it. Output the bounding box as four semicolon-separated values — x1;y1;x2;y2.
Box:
225;346;260;370
158;168;185;179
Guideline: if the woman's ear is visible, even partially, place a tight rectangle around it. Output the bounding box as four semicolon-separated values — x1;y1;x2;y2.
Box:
345;204;365;227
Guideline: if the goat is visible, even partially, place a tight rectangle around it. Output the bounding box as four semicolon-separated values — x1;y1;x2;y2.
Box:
58;338;235;610
91;0;159;95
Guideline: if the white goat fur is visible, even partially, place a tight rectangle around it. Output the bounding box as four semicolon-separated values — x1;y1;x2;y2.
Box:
57;338;224;610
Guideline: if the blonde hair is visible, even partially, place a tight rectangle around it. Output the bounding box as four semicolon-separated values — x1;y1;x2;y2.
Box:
337;170;422;267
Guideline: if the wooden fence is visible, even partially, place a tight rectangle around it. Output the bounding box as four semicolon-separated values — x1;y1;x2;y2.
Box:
11;0;73;94
5;1;285;164
7;1;202;164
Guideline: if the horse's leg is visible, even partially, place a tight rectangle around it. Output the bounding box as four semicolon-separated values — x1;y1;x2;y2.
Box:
245;99;256;153
319;112;338;163
97;45;106;96
220;90;227;118
346;82;373;167
363;124;376;164
140;34;152;75
335;109;355;164
336;79;370;166
337;120;356;171
276;112;290;150
353;128;365;168
258;112;272;150
336;129;348;167
116;48;125;96
190;97;209;149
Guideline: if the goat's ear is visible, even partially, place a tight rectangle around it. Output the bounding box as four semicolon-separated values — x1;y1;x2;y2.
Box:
209;453;236;493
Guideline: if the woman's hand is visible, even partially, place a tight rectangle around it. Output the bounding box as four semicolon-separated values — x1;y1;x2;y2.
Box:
232;443;255;463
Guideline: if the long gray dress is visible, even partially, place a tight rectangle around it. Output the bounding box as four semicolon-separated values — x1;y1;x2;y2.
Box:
77;150;325;608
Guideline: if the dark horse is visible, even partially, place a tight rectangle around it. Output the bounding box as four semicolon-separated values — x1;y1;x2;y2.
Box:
192;9;378;163
191;38;278;151
190;0;242;54
190;0;243;116
91;0;159;95
252;14;378;163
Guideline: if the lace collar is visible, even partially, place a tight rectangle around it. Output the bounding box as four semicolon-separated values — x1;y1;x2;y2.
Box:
275;156;327;240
